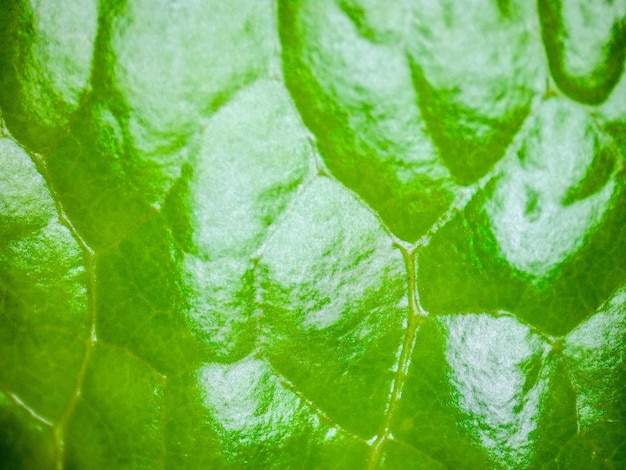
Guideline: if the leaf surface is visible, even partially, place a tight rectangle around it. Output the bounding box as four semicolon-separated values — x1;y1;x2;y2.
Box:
0;1;625;469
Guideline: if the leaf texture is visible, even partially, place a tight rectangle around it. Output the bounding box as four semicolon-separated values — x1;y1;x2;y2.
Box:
0;0;625;469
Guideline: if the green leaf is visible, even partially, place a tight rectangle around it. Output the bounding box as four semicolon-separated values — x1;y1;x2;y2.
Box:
538;0;626;104
1;0;625;469
279;0;457;242
0;0;97;151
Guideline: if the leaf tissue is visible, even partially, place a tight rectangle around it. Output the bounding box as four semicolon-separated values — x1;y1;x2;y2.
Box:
0;0;625;468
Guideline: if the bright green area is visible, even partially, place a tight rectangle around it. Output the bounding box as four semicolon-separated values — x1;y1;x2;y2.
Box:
0;0;97;151
280;0;457;242
539;0;626;104
0;0;625;469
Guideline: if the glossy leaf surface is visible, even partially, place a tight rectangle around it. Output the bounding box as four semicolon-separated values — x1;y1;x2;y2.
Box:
0;1;625;469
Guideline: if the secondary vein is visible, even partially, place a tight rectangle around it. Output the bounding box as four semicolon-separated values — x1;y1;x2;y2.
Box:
53;251;98;470
367;246;426;469
30;155;100;470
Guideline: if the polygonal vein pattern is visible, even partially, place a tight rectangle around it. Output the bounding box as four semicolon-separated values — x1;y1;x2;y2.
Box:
0;0;625;469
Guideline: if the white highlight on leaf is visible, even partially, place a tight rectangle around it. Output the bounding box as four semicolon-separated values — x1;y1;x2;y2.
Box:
198;357;300;443
442;314;551;468
486;99;615;278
